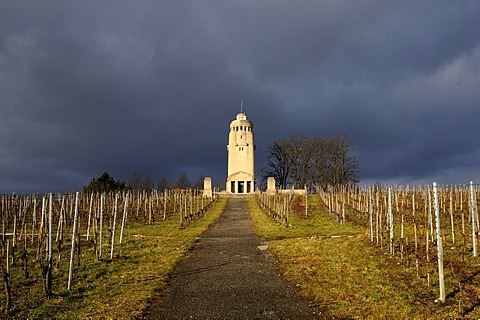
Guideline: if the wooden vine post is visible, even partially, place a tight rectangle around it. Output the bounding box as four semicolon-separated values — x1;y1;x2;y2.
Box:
45;193;53;298
3;239;12;311
179;193;184;228
305;185;308;219
110;193;118;259
368;186;373;242
86;193;93;241
428;185;434;242
433;182;445;303
31;198;36;245
449;188;455;245
388;187;394;255
36;197;45;262
163;191;167;220
98;194;104;260
68;192;79;290
119;194;128;245
470;181;477;257
412;192;419;277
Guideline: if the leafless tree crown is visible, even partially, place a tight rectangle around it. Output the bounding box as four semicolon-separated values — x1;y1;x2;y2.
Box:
263;135;359;192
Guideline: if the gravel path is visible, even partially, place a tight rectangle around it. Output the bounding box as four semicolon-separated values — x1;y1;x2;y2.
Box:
143;196;322;319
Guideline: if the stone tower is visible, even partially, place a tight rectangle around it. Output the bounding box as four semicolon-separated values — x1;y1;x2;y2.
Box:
226;112;255;193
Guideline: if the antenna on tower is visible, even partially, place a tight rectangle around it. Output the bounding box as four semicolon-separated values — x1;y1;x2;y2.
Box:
240;100;244;113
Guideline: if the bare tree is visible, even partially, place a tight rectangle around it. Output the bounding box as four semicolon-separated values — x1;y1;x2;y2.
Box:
263;139;294;189
127;172;154;191
142;176;153;191
263;135;359;192
326;135;359;188
157;174;170;191
289;136;316;189
127;172;144;191
192;173;206;190
173;171;191;190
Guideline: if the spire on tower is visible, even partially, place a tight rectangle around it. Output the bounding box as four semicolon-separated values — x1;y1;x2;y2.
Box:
240;100;244;114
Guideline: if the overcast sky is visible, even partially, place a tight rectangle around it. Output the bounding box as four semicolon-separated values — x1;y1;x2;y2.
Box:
1;1;480;193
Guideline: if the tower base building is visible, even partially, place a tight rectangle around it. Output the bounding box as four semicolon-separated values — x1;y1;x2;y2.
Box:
226;172;254;194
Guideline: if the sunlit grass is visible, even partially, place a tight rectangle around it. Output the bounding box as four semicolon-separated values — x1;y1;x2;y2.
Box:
3;198;227;319
248;195;360;239
247;195;455;318
270;236;430;318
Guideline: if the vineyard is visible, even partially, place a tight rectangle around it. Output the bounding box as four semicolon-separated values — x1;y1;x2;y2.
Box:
319;182;480;307
0;189;218;318
3;182;480;317
257;182;480;316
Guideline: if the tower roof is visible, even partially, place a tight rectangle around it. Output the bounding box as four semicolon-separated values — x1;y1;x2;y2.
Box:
230;112;253;128
236;112;247;121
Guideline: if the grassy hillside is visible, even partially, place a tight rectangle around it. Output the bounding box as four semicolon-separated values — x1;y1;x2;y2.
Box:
1;198;227;319
248;194;466;319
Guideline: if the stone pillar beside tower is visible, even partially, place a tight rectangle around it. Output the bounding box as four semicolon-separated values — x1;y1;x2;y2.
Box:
266;177;276;194
226;112;255;194
203;177;213;197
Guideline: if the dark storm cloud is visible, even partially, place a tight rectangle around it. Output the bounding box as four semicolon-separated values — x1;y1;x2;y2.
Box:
1;1;480;193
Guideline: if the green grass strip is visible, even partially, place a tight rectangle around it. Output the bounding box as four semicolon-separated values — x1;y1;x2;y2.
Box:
9;197;227;319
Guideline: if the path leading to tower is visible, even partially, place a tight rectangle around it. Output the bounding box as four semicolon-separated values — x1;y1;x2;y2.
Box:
143;196;321;319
